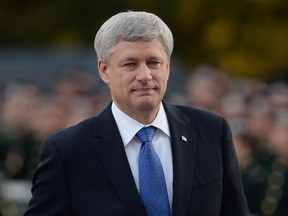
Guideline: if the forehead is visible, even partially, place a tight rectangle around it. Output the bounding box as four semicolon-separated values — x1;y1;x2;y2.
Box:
111;37;167;59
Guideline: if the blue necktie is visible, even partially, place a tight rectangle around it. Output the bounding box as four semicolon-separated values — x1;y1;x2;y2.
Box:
136;126;171;216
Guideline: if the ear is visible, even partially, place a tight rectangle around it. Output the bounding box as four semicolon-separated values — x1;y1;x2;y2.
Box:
166;58;170;80
98;59;110;84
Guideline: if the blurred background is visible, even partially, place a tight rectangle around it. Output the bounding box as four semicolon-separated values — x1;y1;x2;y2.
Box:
0;0;288;215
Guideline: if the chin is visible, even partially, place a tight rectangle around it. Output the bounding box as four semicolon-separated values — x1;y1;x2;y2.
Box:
137;99;159;110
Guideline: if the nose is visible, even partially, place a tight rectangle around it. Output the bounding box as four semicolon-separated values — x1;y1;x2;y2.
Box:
136;63;152;82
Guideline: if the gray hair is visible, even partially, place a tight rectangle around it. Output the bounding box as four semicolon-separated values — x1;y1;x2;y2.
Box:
94;11;174;63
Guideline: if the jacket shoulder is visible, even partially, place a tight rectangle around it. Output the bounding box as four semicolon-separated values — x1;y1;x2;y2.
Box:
45;103;113;145
173;104;225;124
46;116;98;144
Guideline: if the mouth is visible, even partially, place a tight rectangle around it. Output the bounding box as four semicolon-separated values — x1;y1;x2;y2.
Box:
132;87;156;95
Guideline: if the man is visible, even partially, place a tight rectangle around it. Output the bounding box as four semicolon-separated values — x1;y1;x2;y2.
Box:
24;11;249;215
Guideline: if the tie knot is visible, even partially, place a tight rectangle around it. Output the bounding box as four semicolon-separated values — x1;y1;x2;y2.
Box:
136;126;157;143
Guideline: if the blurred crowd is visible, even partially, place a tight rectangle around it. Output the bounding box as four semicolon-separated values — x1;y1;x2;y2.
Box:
0;64;288;215
183;65;288;216
0;67;111;215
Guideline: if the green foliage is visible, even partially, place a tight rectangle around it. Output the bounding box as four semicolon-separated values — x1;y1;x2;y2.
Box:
1;0;288;79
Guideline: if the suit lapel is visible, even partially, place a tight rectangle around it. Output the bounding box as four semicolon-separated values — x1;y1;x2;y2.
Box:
163;102;196;216
91;104;146;216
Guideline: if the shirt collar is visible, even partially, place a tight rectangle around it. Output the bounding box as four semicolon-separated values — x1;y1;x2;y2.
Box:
111;102;170;147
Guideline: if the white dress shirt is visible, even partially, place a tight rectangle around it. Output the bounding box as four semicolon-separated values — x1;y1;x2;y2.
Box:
112;102;173;209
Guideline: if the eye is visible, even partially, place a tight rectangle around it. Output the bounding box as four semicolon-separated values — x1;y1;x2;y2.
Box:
147;60;161;68
122;62;137;70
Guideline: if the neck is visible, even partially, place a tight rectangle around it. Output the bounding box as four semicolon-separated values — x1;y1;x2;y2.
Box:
114;102;160;125
133;108;159;125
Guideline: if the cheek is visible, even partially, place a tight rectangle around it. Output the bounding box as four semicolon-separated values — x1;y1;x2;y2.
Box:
164;68;170;81
110;76;130;93
161;73;170;85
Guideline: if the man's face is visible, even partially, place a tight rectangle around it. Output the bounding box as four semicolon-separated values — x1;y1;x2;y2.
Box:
98;37;170;121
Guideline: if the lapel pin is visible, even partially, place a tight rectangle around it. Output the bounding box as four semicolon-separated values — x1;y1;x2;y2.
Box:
181;135;187;142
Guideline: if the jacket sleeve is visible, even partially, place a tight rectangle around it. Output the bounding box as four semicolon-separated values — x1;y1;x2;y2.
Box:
220;119;250;216
24;139;71;216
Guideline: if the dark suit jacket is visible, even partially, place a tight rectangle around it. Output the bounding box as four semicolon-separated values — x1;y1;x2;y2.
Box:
24;101;249;216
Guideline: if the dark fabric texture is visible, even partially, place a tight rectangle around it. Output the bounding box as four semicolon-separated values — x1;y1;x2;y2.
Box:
24;101;250;216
